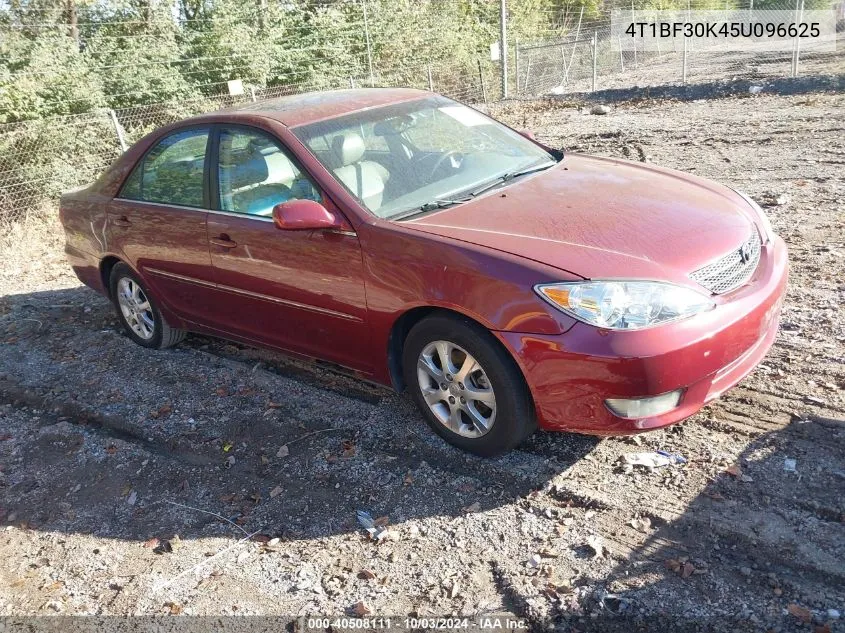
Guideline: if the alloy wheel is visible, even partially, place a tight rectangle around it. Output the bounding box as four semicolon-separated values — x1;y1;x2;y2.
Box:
116;277;155;340
416;340;497;438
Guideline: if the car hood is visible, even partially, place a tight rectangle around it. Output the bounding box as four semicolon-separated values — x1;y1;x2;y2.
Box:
403;154;758;284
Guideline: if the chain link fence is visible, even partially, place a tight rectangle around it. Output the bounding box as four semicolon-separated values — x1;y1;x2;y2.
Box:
0;58;498;229
514;0;844;97
1;0;843;231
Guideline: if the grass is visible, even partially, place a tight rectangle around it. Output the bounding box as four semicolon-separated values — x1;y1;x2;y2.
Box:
0;207;80;297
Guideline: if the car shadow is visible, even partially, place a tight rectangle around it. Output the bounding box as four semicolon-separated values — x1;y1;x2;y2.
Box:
2;287;842;627
0;285;600;545
547;415;845;632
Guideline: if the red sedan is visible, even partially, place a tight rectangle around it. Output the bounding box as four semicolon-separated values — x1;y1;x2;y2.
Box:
60;88;788;456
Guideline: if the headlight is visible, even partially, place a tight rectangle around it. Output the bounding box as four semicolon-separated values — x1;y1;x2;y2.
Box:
535;281;715;330
735;190;775;243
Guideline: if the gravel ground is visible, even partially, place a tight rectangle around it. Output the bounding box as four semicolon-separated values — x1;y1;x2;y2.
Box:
0;91;843;631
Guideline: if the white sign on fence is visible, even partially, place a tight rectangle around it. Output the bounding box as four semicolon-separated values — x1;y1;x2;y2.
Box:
490;42;500;61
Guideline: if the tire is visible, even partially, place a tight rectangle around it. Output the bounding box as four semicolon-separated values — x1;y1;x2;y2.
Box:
402;313;536;457
109;262;186;349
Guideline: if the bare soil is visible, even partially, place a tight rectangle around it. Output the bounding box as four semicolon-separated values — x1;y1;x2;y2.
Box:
0;91;843;631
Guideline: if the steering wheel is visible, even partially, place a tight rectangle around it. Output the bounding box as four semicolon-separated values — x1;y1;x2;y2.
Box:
428;150;463;179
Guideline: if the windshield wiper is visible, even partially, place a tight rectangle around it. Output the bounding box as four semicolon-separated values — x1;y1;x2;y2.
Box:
466;161;556;198
389;161;555;222
390;197;471;221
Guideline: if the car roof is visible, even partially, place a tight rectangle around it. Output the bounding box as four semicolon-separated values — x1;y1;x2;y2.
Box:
207;87;431;128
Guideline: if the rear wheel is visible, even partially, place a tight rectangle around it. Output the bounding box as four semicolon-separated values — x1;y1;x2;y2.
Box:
109;263;185;349
402;314;536;456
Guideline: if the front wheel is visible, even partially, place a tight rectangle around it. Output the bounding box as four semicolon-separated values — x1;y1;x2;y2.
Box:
402;314;536;457
109;263;185;349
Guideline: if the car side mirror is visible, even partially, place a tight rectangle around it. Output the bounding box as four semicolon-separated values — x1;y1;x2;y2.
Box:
272;199;343;231
519;129;536;140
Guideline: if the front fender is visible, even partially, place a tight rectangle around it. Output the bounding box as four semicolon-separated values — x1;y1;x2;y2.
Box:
360;221;579;385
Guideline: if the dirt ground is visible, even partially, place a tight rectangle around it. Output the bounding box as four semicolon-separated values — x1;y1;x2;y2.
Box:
526;44;845;97
0;91;843;632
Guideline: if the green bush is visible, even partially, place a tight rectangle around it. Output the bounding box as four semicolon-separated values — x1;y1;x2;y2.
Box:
0;30;105;123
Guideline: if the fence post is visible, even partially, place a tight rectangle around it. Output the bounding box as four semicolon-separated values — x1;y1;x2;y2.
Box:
563;5;584;84
477;59;488;104
107;109;128;152
524;55;532;95
618;36;624;71
499;0;508;99
682;36;688;84
349;76;355;88
362;0;375;87
791;0;804;77
797;0;804;72
591;31;598;92
248;86;257;102
631;0;638;68
515;40;520;94
427;63;433;91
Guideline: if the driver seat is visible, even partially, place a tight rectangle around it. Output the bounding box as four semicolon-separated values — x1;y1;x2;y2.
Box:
330;132;387;211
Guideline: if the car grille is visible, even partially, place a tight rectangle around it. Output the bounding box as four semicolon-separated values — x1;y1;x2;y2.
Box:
689;231;762;294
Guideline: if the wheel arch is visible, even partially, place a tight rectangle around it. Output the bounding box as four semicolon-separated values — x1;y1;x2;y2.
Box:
386;305;531;397
99;255;124;299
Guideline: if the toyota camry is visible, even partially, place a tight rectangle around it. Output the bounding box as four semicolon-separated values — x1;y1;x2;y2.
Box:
60;88;788;456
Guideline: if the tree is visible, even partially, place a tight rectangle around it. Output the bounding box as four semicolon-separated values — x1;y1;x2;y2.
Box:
82;3;193;108
0;28;105;122
264;1;364;88
179;0;271;94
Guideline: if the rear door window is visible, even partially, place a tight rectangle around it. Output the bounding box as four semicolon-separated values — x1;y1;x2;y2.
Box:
120;128;210;208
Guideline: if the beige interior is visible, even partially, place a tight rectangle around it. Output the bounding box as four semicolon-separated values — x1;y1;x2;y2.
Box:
330;131;387;211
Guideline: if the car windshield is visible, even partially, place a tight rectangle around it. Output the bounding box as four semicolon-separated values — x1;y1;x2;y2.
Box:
291;95;557;219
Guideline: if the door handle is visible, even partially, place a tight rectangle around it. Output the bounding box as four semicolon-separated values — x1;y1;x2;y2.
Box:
112;216;131;228
210;235;237;249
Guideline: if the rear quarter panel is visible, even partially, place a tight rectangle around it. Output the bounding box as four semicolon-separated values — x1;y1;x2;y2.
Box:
59;189;111;294
58;123;169;295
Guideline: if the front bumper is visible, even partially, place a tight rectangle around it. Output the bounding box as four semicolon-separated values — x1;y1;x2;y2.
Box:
497;235;788;435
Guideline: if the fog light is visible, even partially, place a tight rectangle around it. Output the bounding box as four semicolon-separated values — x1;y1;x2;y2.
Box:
605;390;683;419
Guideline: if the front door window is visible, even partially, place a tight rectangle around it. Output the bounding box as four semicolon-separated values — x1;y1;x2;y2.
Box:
217;128;321;217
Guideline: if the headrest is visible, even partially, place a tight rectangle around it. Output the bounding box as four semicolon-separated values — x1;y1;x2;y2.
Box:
331;131;365;166
248;137;277;156
228;155;269;190
262;151;296;184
